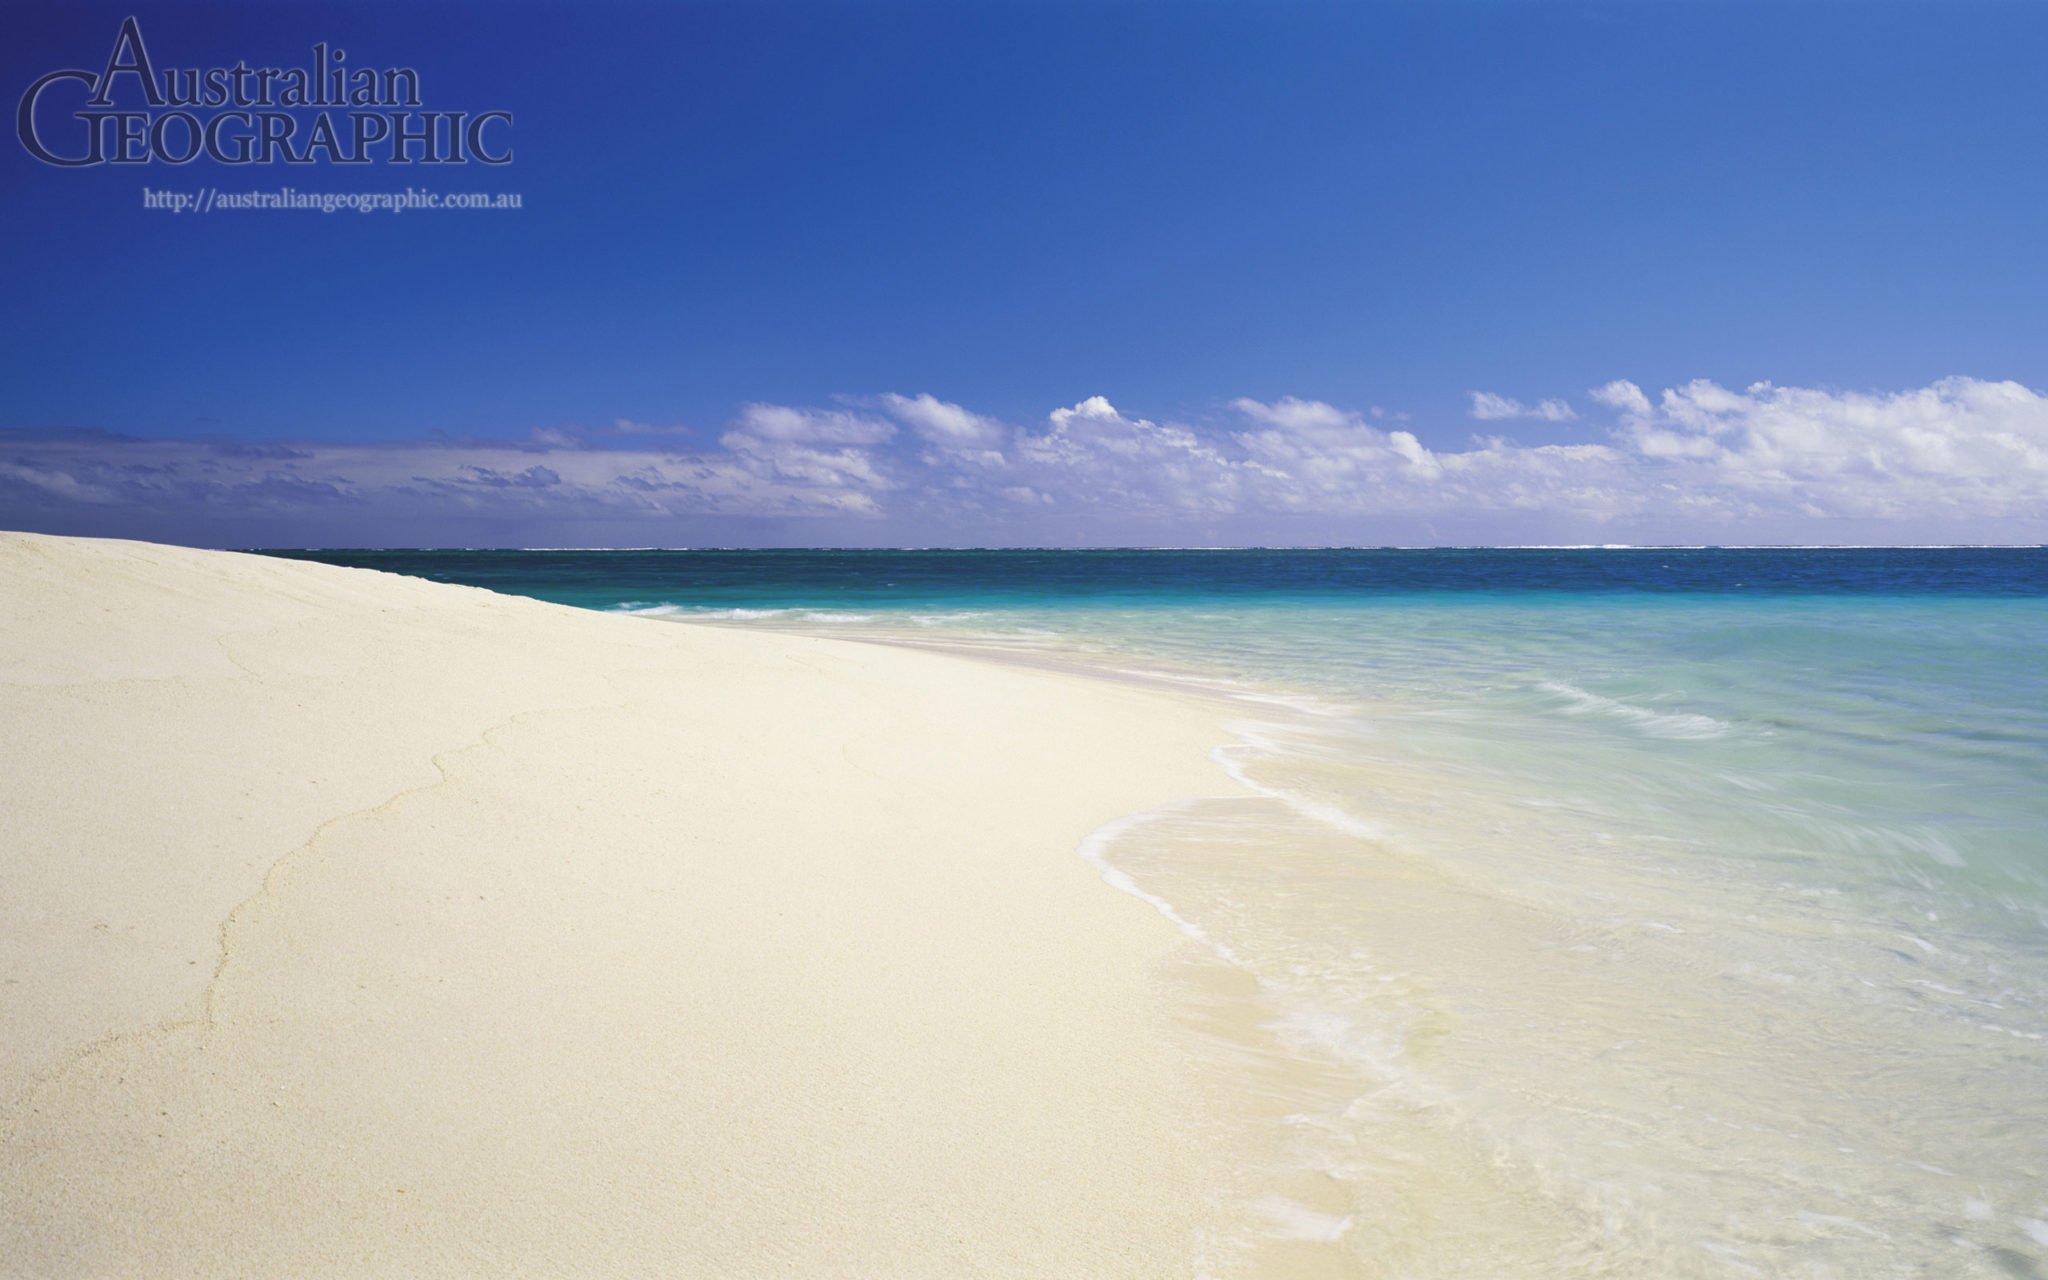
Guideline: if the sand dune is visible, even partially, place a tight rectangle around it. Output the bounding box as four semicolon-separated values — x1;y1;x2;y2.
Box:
0;533;1237;1276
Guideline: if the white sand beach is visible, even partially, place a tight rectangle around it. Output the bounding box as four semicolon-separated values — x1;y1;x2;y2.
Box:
0;533;1241;1276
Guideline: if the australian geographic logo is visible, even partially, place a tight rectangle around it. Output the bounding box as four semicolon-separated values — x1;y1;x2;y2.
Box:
18;17;512;167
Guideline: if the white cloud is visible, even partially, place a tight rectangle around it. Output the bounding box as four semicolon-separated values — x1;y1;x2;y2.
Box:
874;393;1009;472
716;404;896;506
877;393;1005;449
1607;377;2048;521
1469;391;1521;420
1013;396;1241;515
1231;396;1447;503
0;458;120;503
1469;391;1577;422
1589;379;1653;415
6;377;2045;544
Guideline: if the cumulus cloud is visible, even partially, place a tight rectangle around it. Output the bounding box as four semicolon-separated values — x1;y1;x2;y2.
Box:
1589;379;1653;416
5;377;2045;545
1232;396;1447;500
1470;391;1577;422
877;393;1004;449
1602;377;2048;521
874;393;1008;472
1014;396;1241;516
717;403;896;507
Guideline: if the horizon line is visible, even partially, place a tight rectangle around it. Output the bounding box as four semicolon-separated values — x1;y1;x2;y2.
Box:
239;543;2048;553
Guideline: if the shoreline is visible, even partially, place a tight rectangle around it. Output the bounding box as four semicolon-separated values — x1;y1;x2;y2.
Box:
603;578;2048;1276
18;536;2039;1274
0;533;1258;1276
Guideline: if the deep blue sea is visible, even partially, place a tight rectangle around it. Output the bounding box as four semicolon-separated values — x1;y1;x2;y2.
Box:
271;547;2048;1278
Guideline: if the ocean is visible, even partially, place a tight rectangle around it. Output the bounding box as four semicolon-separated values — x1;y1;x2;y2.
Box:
270;547;2048;1278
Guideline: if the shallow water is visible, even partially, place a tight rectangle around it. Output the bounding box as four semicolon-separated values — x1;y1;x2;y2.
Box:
270;549;2048;1276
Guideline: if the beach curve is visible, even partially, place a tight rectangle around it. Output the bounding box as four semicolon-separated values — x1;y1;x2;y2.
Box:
0;532;1244;1277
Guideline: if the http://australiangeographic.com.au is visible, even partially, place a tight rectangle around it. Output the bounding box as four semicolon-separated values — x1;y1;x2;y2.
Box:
142;186;523;214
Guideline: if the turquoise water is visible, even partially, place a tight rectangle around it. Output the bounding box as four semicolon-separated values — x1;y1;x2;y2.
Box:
272;549;2048;1276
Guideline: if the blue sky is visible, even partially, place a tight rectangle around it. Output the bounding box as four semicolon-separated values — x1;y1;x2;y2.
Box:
4;0;2047;546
